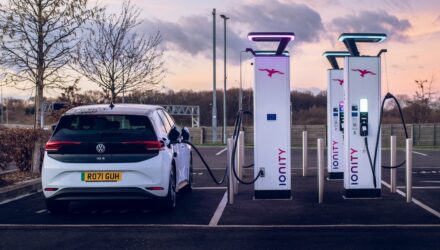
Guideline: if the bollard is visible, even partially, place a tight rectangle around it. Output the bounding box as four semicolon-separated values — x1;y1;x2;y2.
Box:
406;138;413;203
390;135;397;193
302;131;308;177
233;136;239;195
238;131;245;180
317;138;324;204
227;138;234;204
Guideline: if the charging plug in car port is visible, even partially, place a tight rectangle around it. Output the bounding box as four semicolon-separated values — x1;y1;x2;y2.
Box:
259;168;265;177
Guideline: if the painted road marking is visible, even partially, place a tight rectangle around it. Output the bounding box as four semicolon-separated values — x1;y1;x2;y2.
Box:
412;151;428;156
194;167;320;170
382;181;440;218
0;191;39;205
34;209;46;214
194;167;439;171
416;170;439;174
0;223;439;229
194;168;226;170
208;191;227;227
215;148;227;156
192;187;227;190
396;186;440;189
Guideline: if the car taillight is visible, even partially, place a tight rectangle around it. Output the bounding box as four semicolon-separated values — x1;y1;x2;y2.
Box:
122;141;165;151
45;140;81;152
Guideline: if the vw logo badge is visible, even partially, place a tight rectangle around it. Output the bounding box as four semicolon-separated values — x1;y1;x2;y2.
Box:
96;144;106;154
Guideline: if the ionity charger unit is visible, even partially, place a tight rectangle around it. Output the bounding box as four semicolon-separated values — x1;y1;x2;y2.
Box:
247;32;295;199
323;51;351;180
339;33;387;198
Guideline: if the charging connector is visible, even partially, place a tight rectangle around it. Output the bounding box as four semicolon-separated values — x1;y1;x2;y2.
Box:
259;168;265;177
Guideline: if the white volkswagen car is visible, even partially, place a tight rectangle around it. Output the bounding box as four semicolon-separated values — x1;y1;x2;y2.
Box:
42;104;192;213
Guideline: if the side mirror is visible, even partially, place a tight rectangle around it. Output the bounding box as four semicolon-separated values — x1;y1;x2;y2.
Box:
181;127;190;141
167;126;181;143
51;124;57;131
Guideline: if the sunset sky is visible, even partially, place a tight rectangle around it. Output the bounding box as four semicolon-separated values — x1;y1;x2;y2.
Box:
2;0;440;99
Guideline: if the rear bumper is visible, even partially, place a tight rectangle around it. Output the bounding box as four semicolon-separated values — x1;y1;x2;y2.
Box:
42;151;172;198
48;187;164;201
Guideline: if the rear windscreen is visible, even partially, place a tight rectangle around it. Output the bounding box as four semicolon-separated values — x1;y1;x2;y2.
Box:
52;115;157;142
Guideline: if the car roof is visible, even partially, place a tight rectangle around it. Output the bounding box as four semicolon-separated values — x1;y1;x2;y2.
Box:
64;104;163;116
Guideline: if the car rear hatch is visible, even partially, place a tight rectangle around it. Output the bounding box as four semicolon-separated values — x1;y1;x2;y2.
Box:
46;114;163;163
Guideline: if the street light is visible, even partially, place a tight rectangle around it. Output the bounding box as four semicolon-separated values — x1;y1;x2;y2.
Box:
212;8;217;143
0;86;3;124
220;14;229;144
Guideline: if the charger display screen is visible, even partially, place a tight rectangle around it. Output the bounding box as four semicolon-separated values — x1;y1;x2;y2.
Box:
360;98;368;112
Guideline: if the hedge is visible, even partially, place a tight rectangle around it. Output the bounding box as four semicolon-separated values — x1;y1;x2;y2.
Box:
0;127;51;172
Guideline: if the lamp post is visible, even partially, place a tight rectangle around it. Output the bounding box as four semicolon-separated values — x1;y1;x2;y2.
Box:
212;9;217;143
239;51;245;111
0;87;3;124
220;14;229;144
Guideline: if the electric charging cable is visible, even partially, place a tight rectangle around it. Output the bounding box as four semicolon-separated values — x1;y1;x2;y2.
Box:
170;110;257;185
364;92;409;188
180;140;228;185
242;163;254;168
230;110;264;184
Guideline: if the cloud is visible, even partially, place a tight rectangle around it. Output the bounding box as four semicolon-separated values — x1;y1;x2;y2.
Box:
390;64;404;70
138;1;324;63
330;10;411;42
231;2;324;44
139;15;250;64
379;0;412;11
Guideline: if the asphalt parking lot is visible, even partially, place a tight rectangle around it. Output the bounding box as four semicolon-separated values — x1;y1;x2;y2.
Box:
0;147;439;249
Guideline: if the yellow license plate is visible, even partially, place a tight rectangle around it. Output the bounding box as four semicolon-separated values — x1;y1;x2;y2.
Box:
81;172;122;182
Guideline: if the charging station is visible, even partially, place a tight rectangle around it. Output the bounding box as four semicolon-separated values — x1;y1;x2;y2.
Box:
339;33;387;198
247;32;294;199
323;51;351;180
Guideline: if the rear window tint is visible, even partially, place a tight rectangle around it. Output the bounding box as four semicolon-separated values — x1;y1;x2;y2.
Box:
52;115;157;142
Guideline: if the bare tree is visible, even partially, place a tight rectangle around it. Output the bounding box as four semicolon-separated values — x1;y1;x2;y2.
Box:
0;0;98;128
73;0;165;103
408;77;437;123
0;0;98;173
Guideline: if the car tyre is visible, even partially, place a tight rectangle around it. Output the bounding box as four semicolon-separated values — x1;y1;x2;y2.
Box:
162;167;177;212
45;199;69;214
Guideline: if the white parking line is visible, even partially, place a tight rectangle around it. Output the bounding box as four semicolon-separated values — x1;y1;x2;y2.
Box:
215;148;227;156
208;191;227;227
412;151;428;156
194;167;319;170
0;192;39;205
396;186;440;189
194;168;226;170
382;181;440;218
0;223;439;229
192;187;227;190
35;209;46;214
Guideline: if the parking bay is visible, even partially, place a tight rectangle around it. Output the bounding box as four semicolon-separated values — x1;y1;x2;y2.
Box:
0;147;439;227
